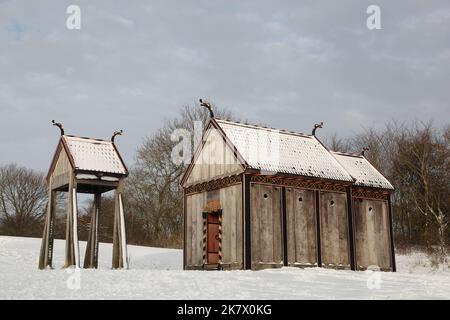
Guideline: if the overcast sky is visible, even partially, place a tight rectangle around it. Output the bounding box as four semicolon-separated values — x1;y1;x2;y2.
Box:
1;0;449;172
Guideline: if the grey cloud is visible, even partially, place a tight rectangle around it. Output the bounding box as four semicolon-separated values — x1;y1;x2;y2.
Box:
0;0;449;171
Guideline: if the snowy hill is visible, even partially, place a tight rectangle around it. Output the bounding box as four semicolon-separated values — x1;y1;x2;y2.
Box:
0;236;448;300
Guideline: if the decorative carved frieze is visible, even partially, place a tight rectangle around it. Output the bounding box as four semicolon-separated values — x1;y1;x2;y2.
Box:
250;175;347;192
352;188;390;200
184;175;242;194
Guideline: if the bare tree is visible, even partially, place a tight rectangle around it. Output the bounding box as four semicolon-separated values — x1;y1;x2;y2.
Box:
392;123;449;261
125;102;235;247
324;132;351;152
329;121;449;262
0;164;48;236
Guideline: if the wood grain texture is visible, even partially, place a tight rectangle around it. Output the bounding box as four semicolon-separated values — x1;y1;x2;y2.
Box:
354;198;392;270
185;192;205;266
185;184;243;268
50;146;72;190
286;188;317;266
250;184;283;268
319;191;350;268
185;128;244;187
218;184;243;266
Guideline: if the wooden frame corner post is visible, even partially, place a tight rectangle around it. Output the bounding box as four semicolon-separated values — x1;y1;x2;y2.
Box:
243;174;251;270
64;173;80;268
112;181;128;269
38;180;56;270
84;193;101;269
388;193;397;272
315;190;322;268
346;186;356;271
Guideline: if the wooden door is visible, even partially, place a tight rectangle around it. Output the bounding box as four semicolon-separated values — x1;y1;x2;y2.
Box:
207;215;220;264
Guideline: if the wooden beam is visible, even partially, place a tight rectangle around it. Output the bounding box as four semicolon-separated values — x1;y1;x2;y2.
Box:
183;189;187;270
243;174;251;270
346;187;356;270
39;180;56;270
84;193;101;268
281;187;288;267
76;179;119;188
387;194;397;272
315;190;322;267
112;181;128;269
64;172;80;268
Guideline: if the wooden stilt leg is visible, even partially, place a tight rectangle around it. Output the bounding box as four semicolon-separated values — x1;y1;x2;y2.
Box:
84;193;101;268
112;182;128;269
65;175;80;268
118;193;128;269
39;185;56;270
112;195;120;269
94;194;100;268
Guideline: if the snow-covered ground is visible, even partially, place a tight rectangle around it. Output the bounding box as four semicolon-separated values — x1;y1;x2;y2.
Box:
0;236;448;300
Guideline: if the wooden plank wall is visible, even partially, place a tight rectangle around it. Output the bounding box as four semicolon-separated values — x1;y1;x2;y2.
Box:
286;188;317;267
220;184;243;268
319;191;350;268
185;184;243;269
250;184;283;269
185;192;205;267
51;146;71;189
354;198;392;270
185;128;244;187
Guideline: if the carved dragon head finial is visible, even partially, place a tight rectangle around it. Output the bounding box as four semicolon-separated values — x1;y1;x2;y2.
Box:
52;120;65;136
199;98;214;118
361;147;370;157
111;130;123;143
312;121;324;136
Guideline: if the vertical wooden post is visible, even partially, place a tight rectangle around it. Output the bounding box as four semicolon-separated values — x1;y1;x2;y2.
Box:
202;212;207;267
39;181;56;270
65;173;80;268
84;193;101;269
387;193;397;272
243;174;251;270
183;189;187;270
315;190;322;267
346;186;356;271
281;187;288;267
218;212;223;269
112;181;128;269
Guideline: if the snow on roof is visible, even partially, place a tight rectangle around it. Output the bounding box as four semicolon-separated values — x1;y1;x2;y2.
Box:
332;152;393;190
215;119;354;182
63;136;127;175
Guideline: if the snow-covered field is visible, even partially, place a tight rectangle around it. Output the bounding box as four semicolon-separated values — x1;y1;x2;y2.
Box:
0;236;448;300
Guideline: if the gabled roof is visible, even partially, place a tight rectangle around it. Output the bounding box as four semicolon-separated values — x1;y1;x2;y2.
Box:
47;135;128;179
332;152;394;190
64;136;127;174
214;119;354;182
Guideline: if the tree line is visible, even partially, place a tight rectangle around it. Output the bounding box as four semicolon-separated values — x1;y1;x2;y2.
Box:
0;104;448;261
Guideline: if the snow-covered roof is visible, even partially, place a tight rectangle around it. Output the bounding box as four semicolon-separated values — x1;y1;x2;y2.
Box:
215;120;354;182
332;152;393;190
63;136;127;175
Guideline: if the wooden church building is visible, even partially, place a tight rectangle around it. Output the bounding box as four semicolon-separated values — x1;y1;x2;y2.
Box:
181;113;396;272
